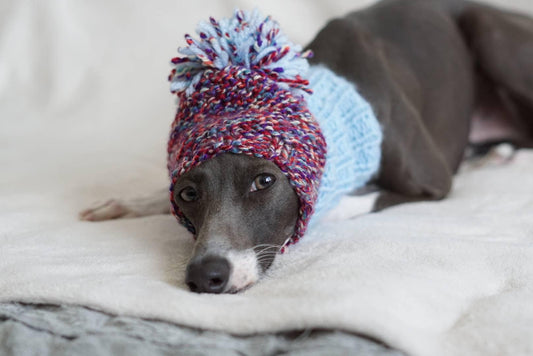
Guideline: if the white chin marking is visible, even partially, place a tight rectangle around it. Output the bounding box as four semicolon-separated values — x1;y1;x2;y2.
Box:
226;249;259;292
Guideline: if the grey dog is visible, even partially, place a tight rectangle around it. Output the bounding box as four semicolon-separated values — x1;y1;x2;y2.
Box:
80;0;533;294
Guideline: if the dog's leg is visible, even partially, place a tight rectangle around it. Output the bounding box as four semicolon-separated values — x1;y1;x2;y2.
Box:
459;5;533;145
79;188;170;221
373;95;455;211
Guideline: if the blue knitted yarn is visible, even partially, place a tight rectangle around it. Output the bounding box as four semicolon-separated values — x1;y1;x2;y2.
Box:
306;65;383;226
170;9;312;96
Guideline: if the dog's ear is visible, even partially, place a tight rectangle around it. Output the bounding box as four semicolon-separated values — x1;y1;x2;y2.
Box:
458;5;533;147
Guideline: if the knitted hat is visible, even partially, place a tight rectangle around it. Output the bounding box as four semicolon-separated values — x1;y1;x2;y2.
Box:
167;10;326;249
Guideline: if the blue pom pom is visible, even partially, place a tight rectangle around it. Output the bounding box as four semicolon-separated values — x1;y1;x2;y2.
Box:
169;9;313;95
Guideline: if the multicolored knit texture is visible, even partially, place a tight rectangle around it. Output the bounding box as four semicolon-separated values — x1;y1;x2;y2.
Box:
167;9;327;248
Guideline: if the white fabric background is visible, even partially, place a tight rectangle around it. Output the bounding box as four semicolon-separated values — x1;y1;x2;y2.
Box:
1;1;533;355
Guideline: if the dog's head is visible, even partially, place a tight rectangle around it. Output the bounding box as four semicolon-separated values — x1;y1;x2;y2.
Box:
167;10;327;293
173;153;299;293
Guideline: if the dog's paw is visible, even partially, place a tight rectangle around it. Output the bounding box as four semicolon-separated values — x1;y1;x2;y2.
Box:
462;143;516;171
79;190;171;221
486;143;516;164
78;199;140;221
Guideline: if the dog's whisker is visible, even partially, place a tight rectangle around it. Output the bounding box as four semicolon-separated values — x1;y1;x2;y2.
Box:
255;251;279;258
255;248;279;253
255;250;279;257
256;251;278;257
256;256;275;263
253;245;280;253
253;244;280;250
254;248;280;256
257;258;276;264
256;254;278;263
256;254;277;261
256;256;277;263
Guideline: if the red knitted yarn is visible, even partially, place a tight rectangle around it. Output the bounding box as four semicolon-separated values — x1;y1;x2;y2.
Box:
167;67;326;249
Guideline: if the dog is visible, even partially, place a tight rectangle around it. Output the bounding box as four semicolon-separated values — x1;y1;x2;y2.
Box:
79;0;533;294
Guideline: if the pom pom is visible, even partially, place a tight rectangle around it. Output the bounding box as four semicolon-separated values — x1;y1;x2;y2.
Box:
169;9;313;96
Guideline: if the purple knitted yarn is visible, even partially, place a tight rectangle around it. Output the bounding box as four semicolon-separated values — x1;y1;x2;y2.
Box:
167;10;327;250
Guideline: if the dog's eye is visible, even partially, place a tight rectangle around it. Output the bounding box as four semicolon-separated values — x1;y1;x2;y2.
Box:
178;187;199;202
250;174;276;192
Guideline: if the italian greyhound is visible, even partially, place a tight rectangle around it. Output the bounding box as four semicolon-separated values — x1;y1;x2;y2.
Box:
80;0;533;293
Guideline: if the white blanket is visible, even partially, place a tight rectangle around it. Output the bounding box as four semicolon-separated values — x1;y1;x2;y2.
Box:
2;1;533;355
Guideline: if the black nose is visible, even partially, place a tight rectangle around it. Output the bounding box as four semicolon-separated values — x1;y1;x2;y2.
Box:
185;256;230;294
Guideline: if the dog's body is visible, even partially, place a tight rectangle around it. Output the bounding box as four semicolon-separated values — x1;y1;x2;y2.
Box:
310;0;533;211
80;0;533;293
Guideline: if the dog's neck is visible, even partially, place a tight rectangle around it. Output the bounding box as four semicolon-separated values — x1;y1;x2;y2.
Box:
305;65;383;226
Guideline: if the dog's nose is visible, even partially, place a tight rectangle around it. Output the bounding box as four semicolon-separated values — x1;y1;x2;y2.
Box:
185;256;230;294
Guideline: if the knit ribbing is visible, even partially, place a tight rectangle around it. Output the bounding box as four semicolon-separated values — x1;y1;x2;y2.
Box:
305;65;383;226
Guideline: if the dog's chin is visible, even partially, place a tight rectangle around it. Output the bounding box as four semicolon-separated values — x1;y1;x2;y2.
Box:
225;283;255;294
224;249;262;293
218;247;281;293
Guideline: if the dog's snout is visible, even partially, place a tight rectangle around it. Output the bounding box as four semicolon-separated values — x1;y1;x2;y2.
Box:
186;256;230;294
